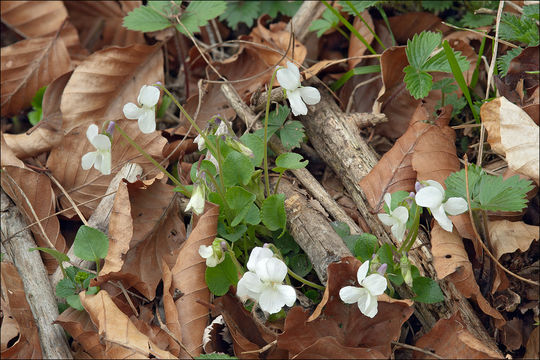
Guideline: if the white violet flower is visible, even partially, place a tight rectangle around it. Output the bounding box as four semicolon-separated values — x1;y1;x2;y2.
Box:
276;61;321;116
81;124;112;175
194;120;229;151
414;180;468;232
236;247;296;314
199;239;225;267
123;85;160;134
186;183;205;215
339;260;387;318
377;193;409;241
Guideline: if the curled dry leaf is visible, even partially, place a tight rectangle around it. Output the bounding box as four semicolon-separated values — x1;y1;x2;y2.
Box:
46;118;167;219
277;257;413;359
97;177;185;300
0;133;25;168
60;43;163;133
159;262;183;357
0;1;84;57
64;1;145;52
489;220;539;260
524;326;540;359
481;97;539;184
1;36;72;116
1;166;67;273
414;312;502;359
0;262;42;359
171;202;220;357
80;290;175;359
430;223;504;325
2;71;71;160
54;307;106;358
387;12;449;44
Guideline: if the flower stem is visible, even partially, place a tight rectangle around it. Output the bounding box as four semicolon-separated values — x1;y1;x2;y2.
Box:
287;269;325;290
227;249;245;275
398;204;421;254
114;124;188;193
263;69;279;198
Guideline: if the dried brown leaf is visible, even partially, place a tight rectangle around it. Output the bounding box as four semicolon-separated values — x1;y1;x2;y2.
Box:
97;177;185;300
80;290;175;359
1;166;66;273
54;307;106;358
46;118;167;219
60;44;163;133
0;1;84;56
0;134;24;168
1;36;72;116
414;312;501;359
160;262;183;357
348;11;375;69
2;71;70;160
489;220;539;260
171;202;220;357
387;12;449;44
0;262;42;359
481;97;539;184
430;223;504;324
277;257;413;358
524;326;539;359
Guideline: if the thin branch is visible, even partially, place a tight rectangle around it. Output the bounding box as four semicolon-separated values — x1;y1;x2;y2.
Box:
391;341;444;359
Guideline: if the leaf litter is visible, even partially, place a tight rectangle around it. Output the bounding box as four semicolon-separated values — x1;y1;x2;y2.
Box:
0;1;538;359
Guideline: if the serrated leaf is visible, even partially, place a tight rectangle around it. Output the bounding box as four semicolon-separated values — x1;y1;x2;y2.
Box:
56;278;77;298
421;0;453;11
176;1;227;36
412;276;444;303
255;104;289;140
222;151;254;186
220;1;260;29
459;12;494;28
261;194;287;231
122;5;172;32
438;92;467;116
499;13;539;46
73;225;109;262
423;49;470;73
339;1;378;15
309;8;340;37
432;78;458;94
196;353;238;359
404;66;433;99
405;31;442;69
279;120;305;149
260;1;302;18
497;47;523;77
523;4;540;21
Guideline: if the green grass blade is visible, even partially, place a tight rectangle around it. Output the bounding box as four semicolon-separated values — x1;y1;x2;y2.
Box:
344;1;386;50
321;0;377;55
331;64;381;91
469;35;487;90
442;40;479;122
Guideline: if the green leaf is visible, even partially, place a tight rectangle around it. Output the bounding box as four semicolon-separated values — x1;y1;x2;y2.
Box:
56;278;77;298
279;120;305;150
217;221;247;243
423;50;470;73
260;1;302;18
303;288;321;303
309;8;340;37
459;12;494;28
405;31;442;70
244;203;261;225
339;1;378;15
289;254;312;277
73;225;109;262
196;353;238;359
274;231;300;255
261;194;287;232
523;4;540;21
28;109;42;126
239;133;264;167
156;94;172;119
64;266;80;283
205;253;238;296
403;66;433;99
497;47;523;77
86;286;99;295
421;0;453;11
220;1;261;29
412;276;444;303
273;152;308;173
330;64;381;91
433;78;458;94
437;92;467;117
225;186;256;210
353;233;379;261
499;13;539;46
255;104;289;140
176;1;227;36
376;243;393;267
123;4;172;32
30;247;69;264
222;151;254;186
66;294;84;311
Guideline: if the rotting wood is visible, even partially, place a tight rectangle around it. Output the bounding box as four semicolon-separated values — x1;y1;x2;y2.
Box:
50;163;142;291
296;88;503;356
1;190;73;359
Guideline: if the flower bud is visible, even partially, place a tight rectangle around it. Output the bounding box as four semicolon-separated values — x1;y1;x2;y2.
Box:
377;263;388;275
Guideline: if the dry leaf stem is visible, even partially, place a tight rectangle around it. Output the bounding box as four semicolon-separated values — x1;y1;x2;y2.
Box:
464;156;539;286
